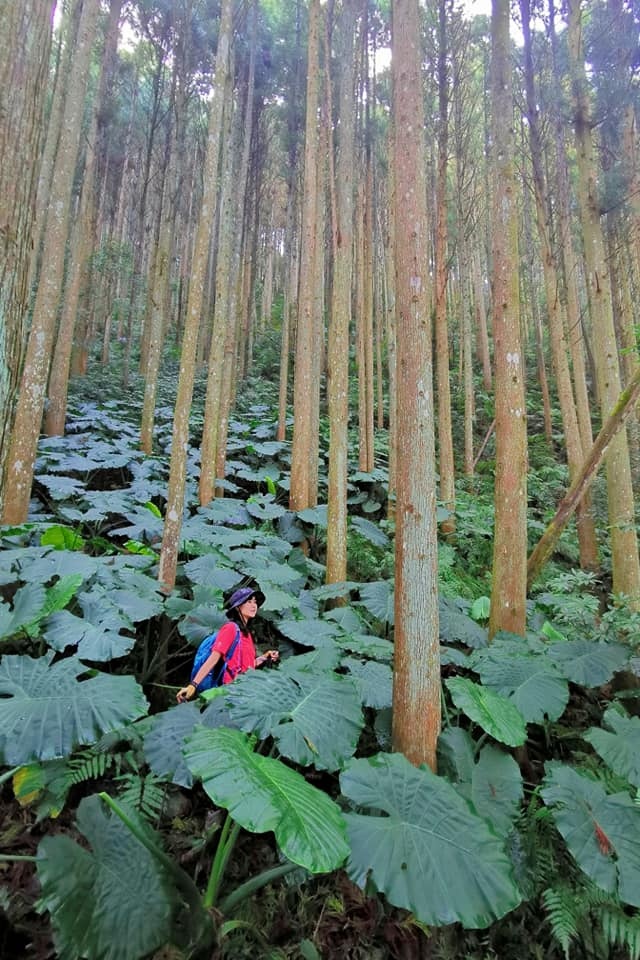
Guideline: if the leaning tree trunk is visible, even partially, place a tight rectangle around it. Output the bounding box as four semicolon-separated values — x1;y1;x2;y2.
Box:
2;0;100;524
391;0;440;771
0;0;54;513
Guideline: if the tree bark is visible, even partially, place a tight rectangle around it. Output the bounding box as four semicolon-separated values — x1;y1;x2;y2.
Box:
391;0;440;770
0;0;54;512
488;0;528;640
326;0;356;585
567;0;640;604
2;0;101;524
158;0;232;590
289;0;322;511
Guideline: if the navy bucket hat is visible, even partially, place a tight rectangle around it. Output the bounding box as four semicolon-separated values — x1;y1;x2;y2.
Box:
226;586;265;611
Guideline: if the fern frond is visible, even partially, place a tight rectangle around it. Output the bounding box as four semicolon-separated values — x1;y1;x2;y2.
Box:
115;772;166;823
68;750;113;785
542;886;580;959
596;905;640;960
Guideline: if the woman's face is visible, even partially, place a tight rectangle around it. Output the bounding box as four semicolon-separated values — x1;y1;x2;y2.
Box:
238;595;258;620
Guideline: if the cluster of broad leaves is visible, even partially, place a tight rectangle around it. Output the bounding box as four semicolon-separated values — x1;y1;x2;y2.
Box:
1;397;639;960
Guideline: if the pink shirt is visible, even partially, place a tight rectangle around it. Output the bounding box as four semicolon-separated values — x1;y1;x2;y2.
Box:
212;621;256;684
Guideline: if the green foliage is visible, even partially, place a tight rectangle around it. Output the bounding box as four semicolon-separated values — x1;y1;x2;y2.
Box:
584;705;640;789
0;654;148;764
541;763;640;906
341;752;522;927
184;727;349;873
446;677;528;747
3;370;640;960
36;795;177;960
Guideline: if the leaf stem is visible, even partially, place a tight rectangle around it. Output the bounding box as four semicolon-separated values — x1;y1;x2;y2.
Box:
0;855;38;862
203;812;241;909
0;766;20;787
98;792;211;945
219;861;300;914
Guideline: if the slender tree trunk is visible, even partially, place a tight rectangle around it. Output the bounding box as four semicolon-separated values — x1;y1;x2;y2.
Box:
0;0;54;512
289;0;321;511
434;0;455;531
46;0;124;438
326;0;356;585
567;0;640;604
2;0;101;524
199;79;237;505
391;0;440;771
158;0;232;590
488;0;528;640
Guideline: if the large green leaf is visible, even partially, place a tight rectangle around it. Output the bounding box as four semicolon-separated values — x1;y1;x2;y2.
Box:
473;648;569;723
446;678;527;747
143;700;240;788
340;753;522;928
278;618;341;648
0;654;148;764
541;763;640;907
350;516;389;547
439;598;488;649
226;667;363;771
584;706;640;789
44;607;135;661
438;730;523;832
341;657;393;709
358;580;394;625
37;795;176;960
184;727;349;873
471;745;524;833
547;640;630;687
437;727;476;785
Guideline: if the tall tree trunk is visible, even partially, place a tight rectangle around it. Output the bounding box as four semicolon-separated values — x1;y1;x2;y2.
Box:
2;0;101;524
46;0;124;438
0;0;54;512
488;0;528;639
520;0;599;571
158;0;232;590
199;78;237;506
434;0;455;531
289;0;322;511
326;0;356;585
391;0;440;770
567;0;640;604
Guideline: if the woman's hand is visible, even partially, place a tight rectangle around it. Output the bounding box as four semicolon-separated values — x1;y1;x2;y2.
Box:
257;650;279;667
176;683;197;703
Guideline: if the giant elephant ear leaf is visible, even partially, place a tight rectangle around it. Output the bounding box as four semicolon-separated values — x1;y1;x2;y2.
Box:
0;653;148;764
184;727;349;873
446;677;527;747
225;667;363;771
473;648;569;723
541;762;640;907
340;753;522;928
584;706;640;789
547;639;630;687
36;794;176;960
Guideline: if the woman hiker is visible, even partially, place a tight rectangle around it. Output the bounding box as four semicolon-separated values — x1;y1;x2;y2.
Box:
176;585;279;702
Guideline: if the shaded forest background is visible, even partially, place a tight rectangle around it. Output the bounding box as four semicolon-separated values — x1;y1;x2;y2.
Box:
2;0;640;958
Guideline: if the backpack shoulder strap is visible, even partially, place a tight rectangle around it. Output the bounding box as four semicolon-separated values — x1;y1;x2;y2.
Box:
219;625;242;682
